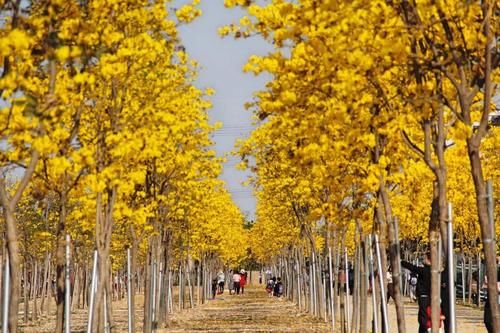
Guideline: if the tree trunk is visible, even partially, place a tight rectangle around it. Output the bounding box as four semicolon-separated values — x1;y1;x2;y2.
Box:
467;149;499;332
72;265;79;311
360;238;368;333
350;245;359;333
129;240;138;333
93;186;116;333
388;218;406;333
428;182;442;333
32;260;39;321
40;253;50;315
332;232;339;322
143;245;152;333
379;183;407;333
429;229;441;333
5;209;22;333
23;262;28;324
375;190;389;333
46;261;52;316
159;239;170;327
55;190;68;333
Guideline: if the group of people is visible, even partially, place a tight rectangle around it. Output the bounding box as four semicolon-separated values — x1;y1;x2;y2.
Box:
211;269;248;298
265;276;284;298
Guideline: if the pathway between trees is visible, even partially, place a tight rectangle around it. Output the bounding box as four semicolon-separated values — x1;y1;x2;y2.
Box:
21;285;488;332
163;287;330;332
163;286;488;333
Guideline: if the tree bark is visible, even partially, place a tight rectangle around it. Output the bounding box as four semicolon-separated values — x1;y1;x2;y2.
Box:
4;209;22;333
360;238;368;333
55;190;67;333
388;217;406;333
129;239;138;333
467;149;499;332
93;185;116;333
143;244;152;333
32;259;39;321
23;262;28;324
0;150;40;333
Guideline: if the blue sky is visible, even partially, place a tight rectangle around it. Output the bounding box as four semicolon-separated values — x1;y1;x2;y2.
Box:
177;2;271;220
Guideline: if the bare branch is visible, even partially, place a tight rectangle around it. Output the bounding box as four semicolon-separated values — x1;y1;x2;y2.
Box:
401;130;425;160
11;149;40;207
0;178;11;209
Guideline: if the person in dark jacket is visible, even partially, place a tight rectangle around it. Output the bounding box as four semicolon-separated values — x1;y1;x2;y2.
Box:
274;277;283;297
211;277;218;299
402;252;432;333
440;264;450;333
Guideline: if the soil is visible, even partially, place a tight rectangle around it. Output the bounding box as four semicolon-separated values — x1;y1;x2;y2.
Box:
17;286;489;332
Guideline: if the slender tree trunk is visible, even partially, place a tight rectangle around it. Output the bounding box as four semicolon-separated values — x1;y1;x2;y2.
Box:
350;245;359;333
40;253;50;315
72;265;79;311
32;260;39;321
430;182;445;333
380;183;407;332
129;236;139;333
339;235;346;333
46;261;52;316
143;244;152;333
159;239;170;326
360;238;368;333
333;232;340;322
375;190;390;333
23;262;28;324
106;265;114;330
388;217;406;332
5;209;22;333
468;256;473;305
55;190;68;333
82;264;88;309
93;186;116;333
186;260;194;309
467;151;499;332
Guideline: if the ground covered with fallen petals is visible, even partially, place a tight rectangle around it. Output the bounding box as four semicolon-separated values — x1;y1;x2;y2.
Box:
20;286;488;332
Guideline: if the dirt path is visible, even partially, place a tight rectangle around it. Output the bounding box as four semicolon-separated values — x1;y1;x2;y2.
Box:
19;287;488;332
386;298;488;332
163;287;330;333
163;288;488;333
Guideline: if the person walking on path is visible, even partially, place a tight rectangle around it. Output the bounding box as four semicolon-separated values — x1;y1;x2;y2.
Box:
386;267;394;304
217;270;225;294
266;277;275;297
402;252;433;333
211;277;218;299
232;270;241;295
409;272;418;302
274;277;283;297
240;270;247;294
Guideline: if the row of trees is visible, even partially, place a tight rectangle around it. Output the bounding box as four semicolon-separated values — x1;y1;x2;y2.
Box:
0;1;247;332
224;1;499;332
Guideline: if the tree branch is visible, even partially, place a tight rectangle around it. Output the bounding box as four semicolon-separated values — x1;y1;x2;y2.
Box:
11;149;40;207
401;130;425;160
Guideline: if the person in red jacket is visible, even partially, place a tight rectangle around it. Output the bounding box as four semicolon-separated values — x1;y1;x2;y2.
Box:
240;270;247;294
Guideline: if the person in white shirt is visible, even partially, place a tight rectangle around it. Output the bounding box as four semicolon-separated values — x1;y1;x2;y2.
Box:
217;270;225;294
386;268;394;304
233;271;241;294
